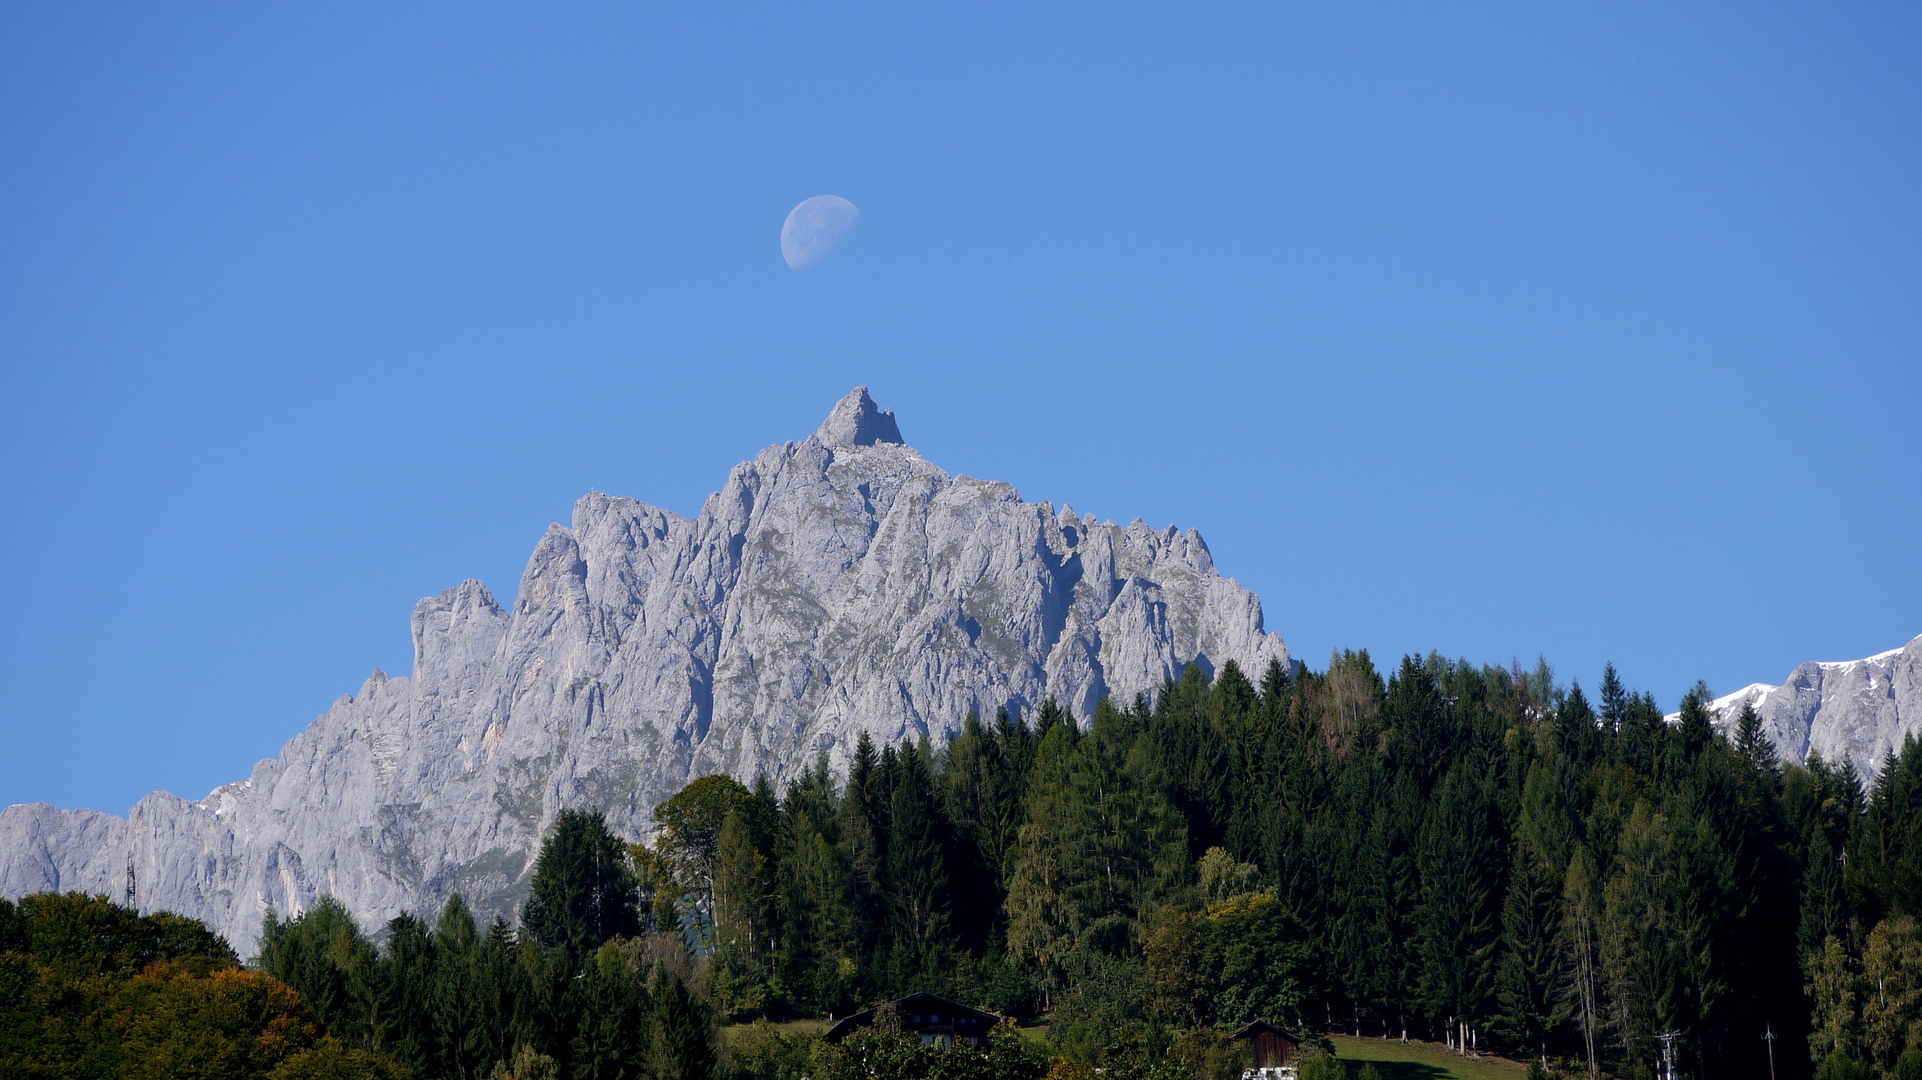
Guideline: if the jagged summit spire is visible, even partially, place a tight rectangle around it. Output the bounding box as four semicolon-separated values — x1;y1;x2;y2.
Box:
811;386;904;447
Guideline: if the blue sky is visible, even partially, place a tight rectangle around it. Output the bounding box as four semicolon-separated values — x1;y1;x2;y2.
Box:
3;4;1917;814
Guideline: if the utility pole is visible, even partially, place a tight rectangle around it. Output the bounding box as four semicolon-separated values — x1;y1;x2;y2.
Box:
1764;1026;1778;1080
1657;1031;1681;1080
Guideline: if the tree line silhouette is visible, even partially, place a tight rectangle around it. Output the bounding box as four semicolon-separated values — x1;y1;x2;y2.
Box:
8;650;1922;1080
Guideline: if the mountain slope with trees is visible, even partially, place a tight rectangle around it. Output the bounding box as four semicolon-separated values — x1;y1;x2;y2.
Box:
10;649;1922;1080
651;652;1922;1080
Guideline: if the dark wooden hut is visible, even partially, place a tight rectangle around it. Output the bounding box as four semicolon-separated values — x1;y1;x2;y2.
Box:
822;993;1001;1048
1229;1021;1302;1071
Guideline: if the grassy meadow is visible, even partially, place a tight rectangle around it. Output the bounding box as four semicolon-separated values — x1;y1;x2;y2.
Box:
1331;1036;1533;1080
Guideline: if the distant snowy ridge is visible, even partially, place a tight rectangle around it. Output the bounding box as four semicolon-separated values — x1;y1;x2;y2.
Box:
1669;635;1922;774
1705;683;1774;716
0;387;1290;953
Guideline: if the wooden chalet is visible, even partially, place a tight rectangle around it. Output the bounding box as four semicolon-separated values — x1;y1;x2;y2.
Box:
1230;1021;1302;1074
822;993;1001;1048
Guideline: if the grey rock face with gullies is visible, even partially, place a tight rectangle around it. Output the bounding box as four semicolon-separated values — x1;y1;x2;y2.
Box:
0;388;1291;954
1689;634;1922;774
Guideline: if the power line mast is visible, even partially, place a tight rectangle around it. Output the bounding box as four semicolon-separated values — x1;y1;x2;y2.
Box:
1655;1031;1681;1080
1764;1026;1778;1080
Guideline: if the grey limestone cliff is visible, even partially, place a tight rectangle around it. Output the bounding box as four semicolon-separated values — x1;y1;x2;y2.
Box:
0;388;1290;953
1689;634;1922;774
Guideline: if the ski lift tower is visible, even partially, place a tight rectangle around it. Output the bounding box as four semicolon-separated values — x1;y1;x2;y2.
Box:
1656;1031;1682;1080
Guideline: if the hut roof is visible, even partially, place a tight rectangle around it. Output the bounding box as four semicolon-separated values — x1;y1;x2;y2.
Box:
1229;1020;1303;1042
822;993;1000;1043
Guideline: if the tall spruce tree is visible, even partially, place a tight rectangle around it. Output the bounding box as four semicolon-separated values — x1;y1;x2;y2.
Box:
373;911;439;1072
885;742;951;968
1495;850;1567;1060
258;895;378;1042
520;809;641;971
1415;766;1501;1044
648;963;716;1080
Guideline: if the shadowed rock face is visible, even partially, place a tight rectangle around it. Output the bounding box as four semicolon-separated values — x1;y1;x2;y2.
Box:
0;387;1290;954
1686;635;1922;775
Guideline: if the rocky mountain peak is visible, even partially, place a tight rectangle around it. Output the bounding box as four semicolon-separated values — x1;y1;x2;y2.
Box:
0;386;1287;953
1684;634;1922;775
811;385;904;447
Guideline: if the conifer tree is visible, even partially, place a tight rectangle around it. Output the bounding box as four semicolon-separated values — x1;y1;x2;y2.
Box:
520;809;641;971
711;806;773;1014
1675;682;1717;763
885;742;951;968
572;942;650;1080
1858;735;1922;926
1802;820;1851;961
1005;718;1081;997
1414;767;1500;1046
1735;702;1776;771
648;963;716;1080
373;911;438;1072
428;895;499;1080
1598;663;1629;737
1601;800;1681;1065
1033;697;1068;742
1385;654;1449;789
1494;852;1566;1060
1554;684;1600;768
258;895;379;1042
939;710;1020;951
842;732;889;955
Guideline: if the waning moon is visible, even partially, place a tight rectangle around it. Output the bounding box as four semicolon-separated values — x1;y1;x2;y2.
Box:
781;195;859;271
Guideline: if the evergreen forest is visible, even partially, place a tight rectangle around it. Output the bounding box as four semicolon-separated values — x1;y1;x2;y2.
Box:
8;651;1922;1080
